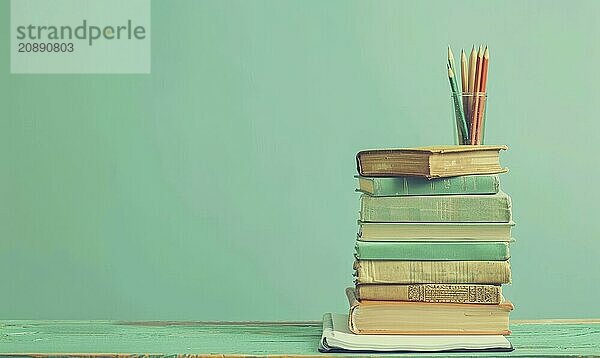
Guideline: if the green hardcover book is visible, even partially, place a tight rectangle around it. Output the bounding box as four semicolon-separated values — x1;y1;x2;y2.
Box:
354;260;511;284
354;241;510;261
359;192;512;223
356;174;500;196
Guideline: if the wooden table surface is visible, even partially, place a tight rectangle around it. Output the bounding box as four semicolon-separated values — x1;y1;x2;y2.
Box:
1;319;599;357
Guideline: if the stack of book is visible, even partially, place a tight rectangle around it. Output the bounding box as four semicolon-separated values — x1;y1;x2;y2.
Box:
320;145;515;353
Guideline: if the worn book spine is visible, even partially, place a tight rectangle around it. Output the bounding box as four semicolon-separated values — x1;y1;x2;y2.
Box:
357;174;500;196
355;284;502;304
346;287;513;335
360;192;512;223
354;260;511;284
354;241;510;261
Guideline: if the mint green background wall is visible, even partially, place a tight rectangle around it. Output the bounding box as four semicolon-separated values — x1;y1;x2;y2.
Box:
2;0;599;319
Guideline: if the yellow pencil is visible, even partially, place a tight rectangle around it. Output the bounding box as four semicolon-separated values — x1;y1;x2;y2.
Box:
460;49;469;120
467;46;477;133
447;45;456;71
467;45;477;93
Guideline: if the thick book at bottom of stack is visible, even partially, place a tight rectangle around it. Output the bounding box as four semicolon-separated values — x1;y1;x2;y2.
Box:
346;287;513;335
319;313;513;353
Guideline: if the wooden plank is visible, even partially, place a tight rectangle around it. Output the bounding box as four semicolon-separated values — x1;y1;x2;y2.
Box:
1;320;599;356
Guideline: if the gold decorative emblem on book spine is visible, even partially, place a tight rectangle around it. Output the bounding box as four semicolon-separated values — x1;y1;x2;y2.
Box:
407;284;499;303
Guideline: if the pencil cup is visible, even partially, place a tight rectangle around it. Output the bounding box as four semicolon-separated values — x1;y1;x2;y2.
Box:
451;93;487;145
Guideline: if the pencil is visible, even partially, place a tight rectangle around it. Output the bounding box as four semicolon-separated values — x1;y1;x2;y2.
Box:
448;65;469;144
470;46;484;144
447;45;456;72
460;49;469;121
467;46;477;132
475;46;489;144
467;45;477;92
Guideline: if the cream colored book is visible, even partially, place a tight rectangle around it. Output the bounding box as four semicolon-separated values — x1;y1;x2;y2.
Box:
346;288;514;335
319;313;513;352
358;222;514;241
354;260;511;284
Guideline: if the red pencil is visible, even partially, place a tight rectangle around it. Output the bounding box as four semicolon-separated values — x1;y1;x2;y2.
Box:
476;47;489;144
470;46;483;144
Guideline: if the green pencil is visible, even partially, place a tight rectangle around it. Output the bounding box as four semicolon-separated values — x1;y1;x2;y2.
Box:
447;65;469;144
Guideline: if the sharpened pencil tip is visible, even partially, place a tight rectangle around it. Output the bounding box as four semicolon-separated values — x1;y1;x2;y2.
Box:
448;45;454;61
484;46;489;58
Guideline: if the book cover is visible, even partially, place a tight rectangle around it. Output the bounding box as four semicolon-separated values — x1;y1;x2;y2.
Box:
354;260;511;284
319;313;513;352
360;192;512;223
346;288;513;335
355;283;502;304
356;174;500;196
354;241;510;261
356;145;508;178
358;221;514;241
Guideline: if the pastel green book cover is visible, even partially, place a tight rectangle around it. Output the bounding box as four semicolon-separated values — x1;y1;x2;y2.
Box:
356;174;500;196
360;192;512;222
355;240;510;261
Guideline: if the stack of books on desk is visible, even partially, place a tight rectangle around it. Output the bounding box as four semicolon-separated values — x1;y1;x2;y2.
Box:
320;145;515;353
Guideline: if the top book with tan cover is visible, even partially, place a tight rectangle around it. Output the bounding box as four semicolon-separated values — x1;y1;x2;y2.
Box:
356;145;508;179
